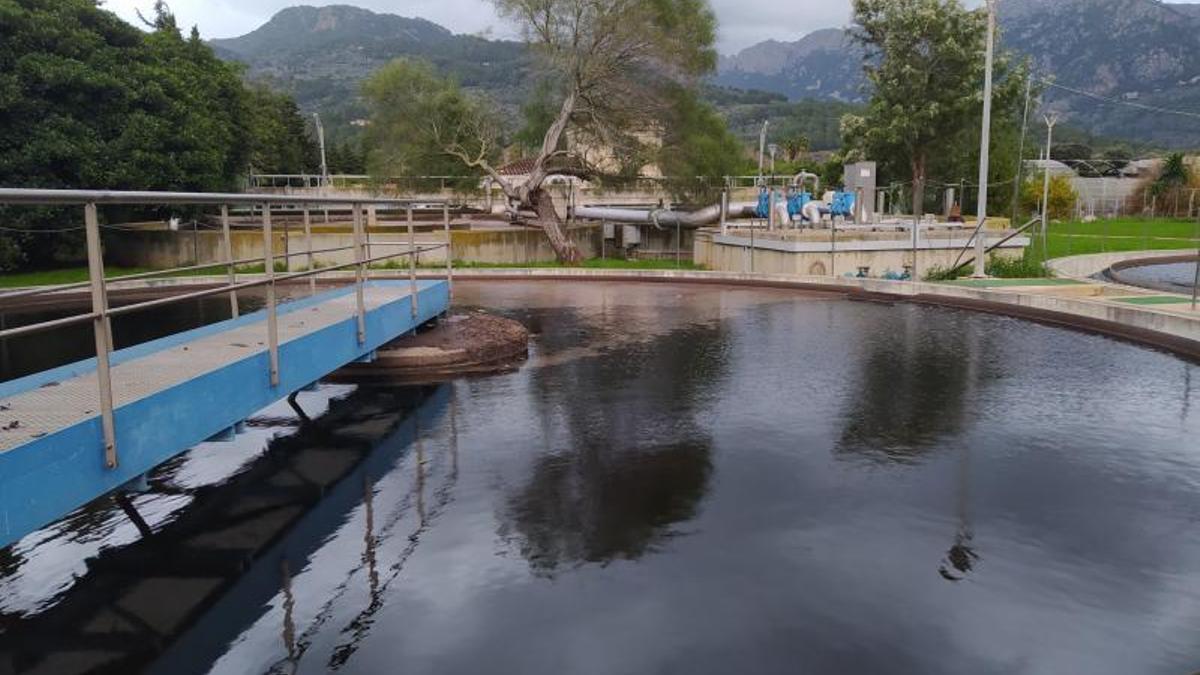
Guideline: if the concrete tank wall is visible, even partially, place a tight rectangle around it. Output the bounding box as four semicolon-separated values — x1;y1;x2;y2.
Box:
104;223;605;269
693;229;1025;278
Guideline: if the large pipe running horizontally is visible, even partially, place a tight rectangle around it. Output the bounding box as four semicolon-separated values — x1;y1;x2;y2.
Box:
574;202;759;228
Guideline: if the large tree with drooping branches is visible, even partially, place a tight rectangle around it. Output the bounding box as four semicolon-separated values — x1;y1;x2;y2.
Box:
365;0;720;263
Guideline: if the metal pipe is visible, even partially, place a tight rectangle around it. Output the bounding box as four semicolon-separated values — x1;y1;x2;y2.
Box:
222;205;239;318
85;203;118;469
263;204;280;387
791;172;820;194
573;202;757;227
352;203;366;344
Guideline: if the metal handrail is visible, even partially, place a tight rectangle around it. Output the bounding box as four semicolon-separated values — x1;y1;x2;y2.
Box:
0;189;456;470
0;241;420;301
0;188;446;207
102;245;448;320
0;243;450;339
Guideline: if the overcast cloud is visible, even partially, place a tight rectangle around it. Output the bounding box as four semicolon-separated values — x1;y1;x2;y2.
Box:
100;0;856;54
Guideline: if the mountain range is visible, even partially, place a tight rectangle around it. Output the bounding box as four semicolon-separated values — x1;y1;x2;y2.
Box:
716;0;1200;147
210;1;1200;148
209;5;531;137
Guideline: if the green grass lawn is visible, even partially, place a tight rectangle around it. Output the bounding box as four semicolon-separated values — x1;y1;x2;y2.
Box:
1034;217;1200;260
0;262;289;289
0;266;155;288
929;217;1200;281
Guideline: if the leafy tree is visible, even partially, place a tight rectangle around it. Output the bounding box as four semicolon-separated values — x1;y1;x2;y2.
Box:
1153;152;1191;196
783;135;810;162
841;0;1029;219
1049;143;1092;162
244;85;319;174
514;80;563;154
362;59;500;188
657;87;747;203
366;0;720;263
0;0;315;271
1020;172;1077;221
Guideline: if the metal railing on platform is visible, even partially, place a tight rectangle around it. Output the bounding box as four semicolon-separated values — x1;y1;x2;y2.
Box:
0;188;455;470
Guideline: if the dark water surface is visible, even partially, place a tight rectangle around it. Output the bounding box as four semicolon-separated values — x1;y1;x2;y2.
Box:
4;281;1200;674
1114;260;1200;295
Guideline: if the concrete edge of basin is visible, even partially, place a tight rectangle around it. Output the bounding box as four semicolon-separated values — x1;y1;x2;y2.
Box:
5;267;1198;363
438;268;1200;363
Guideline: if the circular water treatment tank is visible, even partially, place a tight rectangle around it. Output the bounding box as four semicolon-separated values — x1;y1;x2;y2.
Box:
2;280;1198;675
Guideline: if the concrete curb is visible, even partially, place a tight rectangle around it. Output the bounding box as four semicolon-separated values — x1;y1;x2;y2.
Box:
1047;250;1193;280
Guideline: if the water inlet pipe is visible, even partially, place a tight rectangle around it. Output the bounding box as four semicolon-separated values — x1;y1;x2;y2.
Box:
574;202;759;228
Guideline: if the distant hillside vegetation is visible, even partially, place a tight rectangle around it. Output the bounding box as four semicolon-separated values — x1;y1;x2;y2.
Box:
714;0;1200;148
209;5;531;140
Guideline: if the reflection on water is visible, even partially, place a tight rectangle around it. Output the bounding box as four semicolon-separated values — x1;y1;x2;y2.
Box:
0;289;299;382
2;281;1200;674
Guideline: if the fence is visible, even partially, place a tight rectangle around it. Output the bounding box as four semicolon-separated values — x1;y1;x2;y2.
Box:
0;189;453;469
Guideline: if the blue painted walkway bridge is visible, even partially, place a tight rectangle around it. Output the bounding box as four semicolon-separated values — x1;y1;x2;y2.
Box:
0;189;453;550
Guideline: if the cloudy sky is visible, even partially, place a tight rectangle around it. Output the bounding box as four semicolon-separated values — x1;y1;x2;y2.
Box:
100;0;856;54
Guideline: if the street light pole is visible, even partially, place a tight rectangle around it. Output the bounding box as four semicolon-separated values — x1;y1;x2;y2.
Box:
973;0;998;278
313;113;329;188
1040;113;1059;260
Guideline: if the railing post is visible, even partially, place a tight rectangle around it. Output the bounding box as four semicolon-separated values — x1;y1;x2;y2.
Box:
352;202;367;344
444;204;453;300
222;205;239;318
283;213;290;273
85;203;118;469
304;207;315;296
409;205;419;319
263;204;280;387
365;205;374;263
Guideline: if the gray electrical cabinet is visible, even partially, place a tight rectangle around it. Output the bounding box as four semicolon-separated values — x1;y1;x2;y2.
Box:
621;225;641;247
843;162;877;223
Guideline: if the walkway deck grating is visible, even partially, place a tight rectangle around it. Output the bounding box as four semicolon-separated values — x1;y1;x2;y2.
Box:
0;279;449;549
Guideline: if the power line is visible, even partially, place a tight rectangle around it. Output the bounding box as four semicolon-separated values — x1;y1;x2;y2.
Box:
0;225;85;234
1038;79;1200;122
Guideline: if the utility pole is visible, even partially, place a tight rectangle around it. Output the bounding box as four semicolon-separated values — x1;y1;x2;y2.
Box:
1010;75;1033;226
758;121;770;183
973;0;998;278
313;113;329;188
1040;113;1059;259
